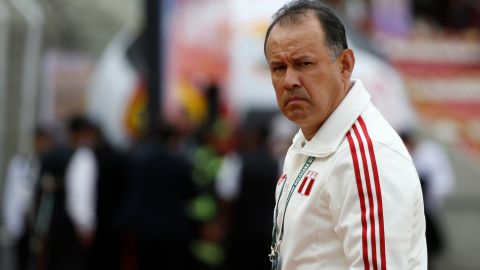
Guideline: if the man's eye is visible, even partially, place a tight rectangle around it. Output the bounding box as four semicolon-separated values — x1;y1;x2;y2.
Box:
299;62;312;67
272;66;286;72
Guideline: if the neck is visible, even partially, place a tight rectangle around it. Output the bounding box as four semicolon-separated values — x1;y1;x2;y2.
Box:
301;125;321;141
345;80;353;93
301;81;354;141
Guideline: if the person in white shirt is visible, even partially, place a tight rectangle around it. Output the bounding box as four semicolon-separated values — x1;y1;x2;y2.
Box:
65;116;99;249
2;127;52;270
66;115;128;270
264;1;427;269
65;147;97;246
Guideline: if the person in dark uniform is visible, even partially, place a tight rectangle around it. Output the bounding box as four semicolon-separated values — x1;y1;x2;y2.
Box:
32;134;80;270
122;124;197;270
66;116;128;270
217;123;279;270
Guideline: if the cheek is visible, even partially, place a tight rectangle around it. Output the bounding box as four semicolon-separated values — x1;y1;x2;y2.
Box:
308;86;331;110
272;77;282;89
272;81;284;98
274;89;284;108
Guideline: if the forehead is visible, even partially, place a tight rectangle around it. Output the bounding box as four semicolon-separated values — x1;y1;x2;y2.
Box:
266;13;327;57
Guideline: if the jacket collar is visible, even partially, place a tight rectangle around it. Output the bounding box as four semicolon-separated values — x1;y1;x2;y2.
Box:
292;79;371;157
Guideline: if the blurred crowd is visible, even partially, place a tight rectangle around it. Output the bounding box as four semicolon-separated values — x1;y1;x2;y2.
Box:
2;109;298;270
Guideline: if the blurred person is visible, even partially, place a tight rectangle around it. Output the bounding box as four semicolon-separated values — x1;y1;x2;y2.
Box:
216;117;279;270
65;116;98;255
65;115;128;270
187;122;231;270
2;127;54;270
31;129;79;270
264;1;427;269
400;130;455;269
122;124;197;270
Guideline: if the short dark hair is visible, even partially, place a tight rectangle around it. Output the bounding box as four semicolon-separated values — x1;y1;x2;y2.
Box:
264;0;348;58
67;115;97;133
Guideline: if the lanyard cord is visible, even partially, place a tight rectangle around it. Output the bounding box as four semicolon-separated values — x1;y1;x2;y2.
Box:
271;180;286;245
271;156;315;247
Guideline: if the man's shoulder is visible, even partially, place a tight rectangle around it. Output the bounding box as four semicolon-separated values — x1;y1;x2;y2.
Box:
334;104;412;162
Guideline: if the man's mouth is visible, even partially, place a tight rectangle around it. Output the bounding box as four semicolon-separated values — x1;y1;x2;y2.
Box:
286;96;306;106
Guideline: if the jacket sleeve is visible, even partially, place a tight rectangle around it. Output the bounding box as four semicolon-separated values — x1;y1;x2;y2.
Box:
324;143;427;269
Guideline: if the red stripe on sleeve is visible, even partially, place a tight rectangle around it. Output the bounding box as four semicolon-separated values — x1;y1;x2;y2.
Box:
353;124;378;270
358;116;387;270
347;131;370;270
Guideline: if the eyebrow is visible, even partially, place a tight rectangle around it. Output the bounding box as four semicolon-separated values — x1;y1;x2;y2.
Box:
293;55;313;61
268;60;285;66
269;54;312;65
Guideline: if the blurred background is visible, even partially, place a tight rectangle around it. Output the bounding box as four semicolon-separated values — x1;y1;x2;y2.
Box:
0;0;479;269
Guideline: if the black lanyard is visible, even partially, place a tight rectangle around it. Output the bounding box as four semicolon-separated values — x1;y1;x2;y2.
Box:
270;156;315;263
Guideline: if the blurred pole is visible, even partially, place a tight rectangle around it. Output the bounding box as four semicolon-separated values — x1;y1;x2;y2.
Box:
0;0;10;223
9;0;44;153
145;0;162;134
206;84;220;127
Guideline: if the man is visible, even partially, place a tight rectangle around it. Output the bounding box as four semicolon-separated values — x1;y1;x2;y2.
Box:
3;127;53;270
32;130;79;270
264;1;427;269
66;115;128;270
123;124;197;270
216;122;279;270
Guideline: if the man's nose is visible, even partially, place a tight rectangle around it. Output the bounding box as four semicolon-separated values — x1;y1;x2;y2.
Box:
282;68;300;90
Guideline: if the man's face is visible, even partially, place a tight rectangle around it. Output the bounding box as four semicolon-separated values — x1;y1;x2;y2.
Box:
265;12;351;138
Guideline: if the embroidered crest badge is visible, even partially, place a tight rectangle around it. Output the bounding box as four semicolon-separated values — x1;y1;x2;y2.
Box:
297;170;318;196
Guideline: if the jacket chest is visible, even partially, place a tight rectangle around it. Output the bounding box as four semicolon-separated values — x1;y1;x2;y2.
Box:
277;156;332;208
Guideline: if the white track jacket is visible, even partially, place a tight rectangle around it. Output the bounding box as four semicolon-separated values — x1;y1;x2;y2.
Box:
273;80;427;269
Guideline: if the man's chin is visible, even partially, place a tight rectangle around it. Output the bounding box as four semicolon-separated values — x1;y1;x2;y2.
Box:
284;111;308;125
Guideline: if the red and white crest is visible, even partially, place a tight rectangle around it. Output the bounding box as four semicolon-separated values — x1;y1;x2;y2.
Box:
297;170;318;196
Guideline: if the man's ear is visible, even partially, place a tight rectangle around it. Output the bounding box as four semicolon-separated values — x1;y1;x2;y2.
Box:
338;48;355;80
